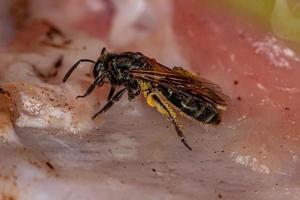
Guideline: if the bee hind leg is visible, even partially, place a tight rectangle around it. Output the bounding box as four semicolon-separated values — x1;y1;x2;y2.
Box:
149;93;192;151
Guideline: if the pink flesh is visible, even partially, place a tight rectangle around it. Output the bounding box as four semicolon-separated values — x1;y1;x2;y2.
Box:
172;0;300;172
0;0;300;199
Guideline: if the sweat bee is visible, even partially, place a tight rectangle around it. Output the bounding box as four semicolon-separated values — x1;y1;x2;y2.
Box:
63;48;229;150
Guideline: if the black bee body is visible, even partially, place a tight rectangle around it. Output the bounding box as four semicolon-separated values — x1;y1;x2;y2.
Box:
158;86;221;125
63;48;228;150
99;52;148;82
104;53;221;125
92;51;151;100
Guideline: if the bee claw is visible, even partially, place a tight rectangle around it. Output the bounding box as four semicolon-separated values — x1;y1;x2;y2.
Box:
92;110;103;119
181;138;192;151
76;95;84;99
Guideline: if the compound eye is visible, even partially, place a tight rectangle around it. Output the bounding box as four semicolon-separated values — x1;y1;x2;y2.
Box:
93;63;103;77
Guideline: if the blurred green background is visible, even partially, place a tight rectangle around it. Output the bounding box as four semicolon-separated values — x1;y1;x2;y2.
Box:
220;0;300;44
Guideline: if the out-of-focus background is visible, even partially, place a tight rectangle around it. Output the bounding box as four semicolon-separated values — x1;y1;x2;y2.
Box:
0;0;300;199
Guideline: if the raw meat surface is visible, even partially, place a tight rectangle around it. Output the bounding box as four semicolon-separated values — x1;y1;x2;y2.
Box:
0;0;299;199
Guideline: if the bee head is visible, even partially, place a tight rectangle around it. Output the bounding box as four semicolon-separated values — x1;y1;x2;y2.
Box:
93;62;104;78
93;48;108;78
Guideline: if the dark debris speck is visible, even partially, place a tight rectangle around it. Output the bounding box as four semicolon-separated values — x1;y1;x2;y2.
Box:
284;107;290;111
54;55;64;68
45;161;55;170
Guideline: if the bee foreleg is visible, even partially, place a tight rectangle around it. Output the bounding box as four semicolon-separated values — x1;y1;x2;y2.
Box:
149;93;192;151
76;83;97;99
92;87;127;119
76;73;106;99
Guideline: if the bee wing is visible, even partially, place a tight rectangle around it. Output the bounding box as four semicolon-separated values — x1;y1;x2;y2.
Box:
131;68;229;110
141;56;226;92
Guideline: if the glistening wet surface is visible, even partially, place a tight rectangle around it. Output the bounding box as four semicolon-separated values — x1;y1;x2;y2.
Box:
2;105;297;200
0;0;300;199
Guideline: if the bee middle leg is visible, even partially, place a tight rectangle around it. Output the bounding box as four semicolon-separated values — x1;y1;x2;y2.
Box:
107;84;116;101
92;87;127;119
147;93;192;151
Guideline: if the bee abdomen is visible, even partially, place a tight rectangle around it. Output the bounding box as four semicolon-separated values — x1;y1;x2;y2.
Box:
159;87;221;125
195;103;221;124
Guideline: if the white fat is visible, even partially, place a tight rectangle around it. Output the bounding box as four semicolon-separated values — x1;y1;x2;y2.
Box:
109;133;137;160
3;82;96;134
232;152;270;174
0;113;20;143
252;36;300;69
19;92;43;115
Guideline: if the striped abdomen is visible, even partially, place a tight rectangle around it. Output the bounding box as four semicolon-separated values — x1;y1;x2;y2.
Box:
158;86;221;125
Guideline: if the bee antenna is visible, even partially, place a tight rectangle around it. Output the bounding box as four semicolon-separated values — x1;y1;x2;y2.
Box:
63;59;95;82
101;47;106;55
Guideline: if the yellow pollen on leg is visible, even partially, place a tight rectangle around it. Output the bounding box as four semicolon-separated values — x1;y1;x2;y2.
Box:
137;80;180;126
146;93;169;117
